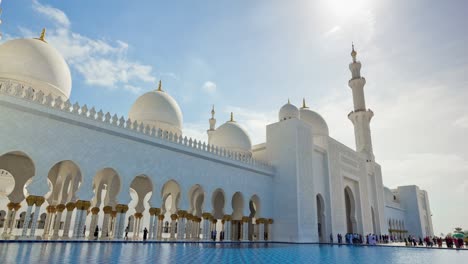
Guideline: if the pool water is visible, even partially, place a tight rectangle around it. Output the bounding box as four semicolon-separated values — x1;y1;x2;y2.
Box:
0;242;465;264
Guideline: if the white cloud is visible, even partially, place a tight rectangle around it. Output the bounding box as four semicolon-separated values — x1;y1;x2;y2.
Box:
324;26;341;37
33;0;70;28
454;115;468;128
123;85;143;95
202;81;217;94
23;1;156;92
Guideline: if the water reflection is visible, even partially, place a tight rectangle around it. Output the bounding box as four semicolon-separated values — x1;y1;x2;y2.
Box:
0;242;465;264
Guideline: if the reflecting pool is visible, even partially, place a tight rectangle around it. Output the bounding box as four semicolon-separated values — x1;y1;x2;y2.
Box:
0;242;466;264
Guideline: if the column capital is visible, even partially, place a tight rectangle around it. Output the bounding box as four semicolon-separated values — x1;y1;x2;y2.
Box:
115;204;129;213
170;214;178;220
186;213;194;221
177;210;187;218
149;207;161;216
66;202;76;211
35;197;45;206
46;205;56;213
7;202;15;210
75;200;91;210
134;212;143;219
158;214;165;221
56;204;66;212
91;207;100;215
26;195;36;206
202;212;212;219
223;214;232;221
268;218;274;224
242;216;250;223
103;206;113;214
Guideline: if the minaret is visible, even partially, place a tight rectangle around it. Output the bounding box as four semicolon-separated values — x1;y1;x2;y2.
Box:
207;105;216;142
348;44;375;162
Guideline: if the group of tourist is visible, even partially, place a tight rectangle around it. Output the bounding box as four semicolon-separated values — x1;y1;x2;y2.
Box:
332;233;467;249
405;236;466;249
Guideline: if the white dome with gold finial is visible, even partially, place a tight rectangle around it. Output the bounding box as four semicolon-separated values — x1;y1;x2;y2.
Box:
128;81;183;135
299;99;329;136
209;112;252;156
0;29;72;99
279;99;299;121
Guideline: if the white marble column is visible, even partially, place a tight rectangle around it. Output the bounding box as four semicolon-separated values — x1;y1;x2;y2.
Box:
195;219;201;239
51;204;65;239
114;204;128;239
21;197;35;238
267;219;273;241
169;214;177;240
88;207;100;239
156;215;164;240
258;218;265;241
100;206;112;239
185;215;192;240
29;198;45;239
133;213;142;240
225;219;232;241
202;213;211;241
72;200;91;239
2;205;14;238
177;211;186;240
242;217;249;241
42;205;56;239
148;208;157;240
61;203;75;239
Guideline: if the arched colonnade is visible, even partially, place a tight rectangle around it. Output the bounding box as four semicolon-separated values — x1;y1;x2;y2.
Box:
0;151;274;241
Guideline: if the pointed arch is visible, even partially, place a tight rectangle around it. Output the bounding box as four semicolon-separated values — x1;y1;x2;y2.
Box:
47;160;82;205
188;184;204;217
231;192;244;220
211;188;225;219
129;174;153;213
316;193;326;242
91;168;121;208
0;151;35;203
344;186;356;234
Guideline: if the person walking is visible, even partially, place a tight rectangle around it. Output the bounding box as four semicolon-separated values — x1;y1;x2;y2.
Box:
94;225;99;240
125;226;129;240
143;227;148;241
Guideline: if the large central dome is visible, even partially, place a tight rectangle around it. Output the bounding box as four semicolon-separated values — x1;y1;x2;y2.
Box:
128;83;183;135
0;33;72;99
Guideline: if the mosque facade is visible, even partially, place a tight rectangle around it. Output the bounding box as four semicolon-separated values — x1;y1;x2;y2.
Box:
0;31;433;242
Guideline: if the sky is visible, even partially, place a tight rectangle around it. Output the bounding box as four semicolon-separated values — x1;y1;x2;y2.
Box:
1;0;467;235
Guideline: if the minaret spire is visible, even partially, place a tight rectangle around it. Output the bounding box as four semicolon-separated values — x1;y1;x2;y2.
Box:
34;28;47;43
301;98;308;109
347;43;375;161
157;80;163;91
208;105;216;131
207;105;217;143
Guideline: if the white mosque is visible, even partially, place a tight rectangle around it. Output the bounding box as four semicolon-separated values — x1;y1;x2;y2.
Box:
0;30;434;242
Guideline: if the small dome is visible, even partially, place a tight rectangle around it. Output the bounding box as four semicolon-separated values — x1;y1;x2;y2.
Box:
129;84;183;135
210;116;252;155
0;37;72;99
300;107;329;136
278;101;299;121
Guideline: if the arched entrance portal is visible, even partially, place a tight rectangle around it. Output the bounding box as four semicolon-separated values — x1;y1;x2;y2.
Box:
344;187;356;234
316;194;326;242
